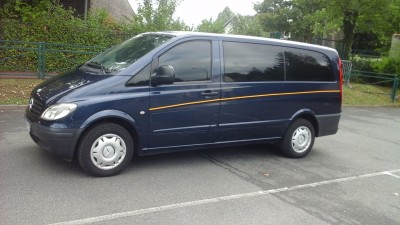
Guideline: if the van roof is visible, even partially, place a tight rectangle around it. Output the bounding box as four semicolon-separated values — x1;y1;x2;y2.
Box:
148;31;338;56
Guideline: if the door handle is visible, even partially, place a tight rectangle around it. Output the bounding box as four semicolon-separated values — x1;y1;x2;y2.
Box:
201;90;219;97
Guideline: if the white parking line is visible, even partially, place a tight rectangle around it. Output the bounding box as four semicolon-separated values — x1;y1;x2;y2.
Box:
383;172;400;178
50;169;400;225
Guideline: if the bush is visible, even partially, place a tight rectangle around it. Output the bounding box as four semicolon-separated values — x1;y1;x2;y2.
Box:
374;36;400;75
0;3;132;46
350;55;398;87
0;0;192;74
350;55;380;71
373;34;400;75
373;57;400;75
0;1;138;73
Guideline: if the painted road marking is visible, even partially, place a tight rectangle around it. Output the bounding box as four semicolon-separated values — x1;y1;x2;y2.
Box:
383;172;400;178
50;169;400;225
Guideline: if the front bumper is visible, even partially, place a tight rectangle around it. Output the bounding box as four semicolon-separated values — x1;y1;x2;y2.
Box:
25;116;83;160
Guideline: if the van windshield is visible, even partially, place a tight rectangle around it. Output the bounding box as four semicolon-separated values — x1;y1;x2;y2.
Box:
82;33;173;74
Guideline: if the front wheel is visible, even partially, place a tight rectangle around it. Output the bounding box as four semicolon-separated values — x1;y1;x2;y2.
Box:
280;119;315;158
78;123;134;177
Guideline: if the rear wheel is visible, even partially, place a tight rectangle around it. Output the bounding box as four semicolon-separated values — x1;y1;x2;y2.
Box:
280;119;315;158
78;123;134;177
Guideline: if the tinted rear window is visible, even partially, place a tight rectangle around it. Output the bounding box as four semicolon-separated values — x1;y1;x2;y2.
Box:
284;48;334;81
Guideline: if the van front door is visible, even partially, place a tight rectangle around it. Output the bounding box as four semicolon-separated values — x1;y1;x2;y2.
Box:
147;40;220;149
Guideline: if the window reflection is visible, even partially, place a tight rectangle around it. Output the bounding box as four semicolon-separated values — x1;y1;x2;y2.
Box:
91;34;172;72
223;42;284;82
159;41;212;82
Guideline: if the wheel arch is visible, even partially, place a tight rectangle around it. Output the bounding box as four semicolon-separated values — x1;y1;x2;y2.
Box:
74;110;141;158
289;109;319;137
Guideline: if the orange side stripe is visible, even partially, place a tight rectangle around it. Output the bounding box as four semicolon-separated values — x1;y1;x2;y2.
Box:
149;99;220;111
149;90;340;111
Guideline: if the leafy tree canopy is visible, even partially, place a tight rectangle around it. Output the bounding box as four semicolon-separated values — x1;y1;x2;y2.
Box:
196;6;266;36
131;0;190;32
196;7;235;33
255;0;400;58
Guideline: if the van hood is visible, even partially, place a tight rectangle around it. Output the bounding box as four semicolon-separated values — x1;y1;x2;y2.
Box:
31;68;111;104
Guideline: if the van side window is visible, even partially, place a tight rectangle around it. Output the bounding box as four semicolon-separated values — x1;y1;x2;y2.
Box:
223;42;284;82
126;63;151;86
285;49;334;81
159;41;211;82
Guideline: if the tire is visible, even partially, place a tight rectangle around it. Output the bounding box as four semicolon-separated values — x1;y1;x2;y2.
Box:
280;119;315;158
78;123;134;177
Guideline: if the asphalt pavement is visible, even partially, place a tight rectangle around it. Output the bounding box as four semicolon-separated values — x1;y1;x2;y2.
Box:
0;107;399;225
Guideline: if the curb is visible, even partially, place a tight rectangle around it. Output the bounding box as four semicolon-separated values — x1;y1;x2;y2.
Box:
0;105;27;110
0;72;58;79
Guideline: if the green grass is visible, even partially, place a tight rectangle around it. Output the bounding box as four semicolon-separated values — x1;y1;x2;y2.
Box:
0;78;44;105
343;83;400;106
0;78;399;106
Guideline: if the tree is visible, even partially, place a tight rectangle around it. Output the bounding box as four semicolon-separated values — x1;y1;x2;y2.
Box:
229;15;266;37
255;0;325;41
367;0;400;52
131;0;190;32
216;6;236;25
290;0;324;42
313;0;393;59
255;0;398;58
254;0;293;36
196;7;235;33
196;7;265;37
196;18;224;33
388;1;400;34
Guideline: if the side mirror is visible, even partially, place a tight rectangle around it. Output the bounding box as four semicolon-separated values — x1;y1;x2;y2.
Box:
151;65;175;86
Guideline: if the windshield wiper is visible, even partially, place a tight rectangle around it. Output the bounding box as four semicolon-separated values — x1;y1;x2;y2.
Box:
85;61;112;75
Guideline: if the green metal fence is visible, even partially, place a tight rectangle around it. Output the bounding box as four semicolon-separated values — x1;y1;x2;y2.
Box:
0;40;106;78
350;70;399;102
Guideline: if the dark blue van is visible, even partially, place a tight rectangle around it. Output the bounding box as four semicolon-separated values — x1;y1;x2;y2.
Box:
25;32;343;176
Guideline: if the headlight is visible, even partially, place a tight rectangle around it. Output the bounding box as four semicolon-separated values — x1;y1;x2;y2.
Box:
41;103;77;121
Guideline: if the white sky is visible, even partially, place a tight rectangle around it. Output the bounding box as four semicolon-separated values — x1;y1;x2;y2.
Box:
128;0;259;27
